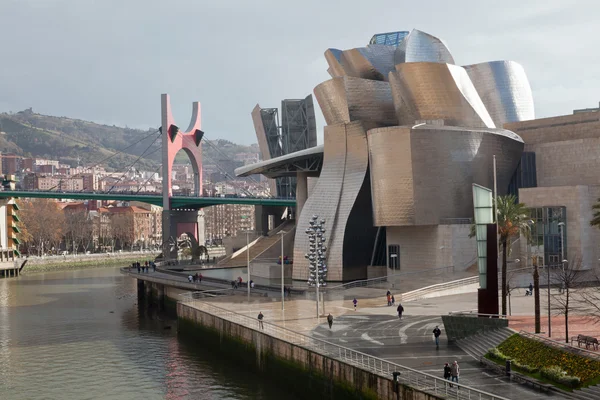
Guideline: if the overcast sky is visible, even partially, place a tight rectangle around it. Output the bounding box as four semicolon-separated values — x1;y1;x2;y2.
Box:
1;0;598;145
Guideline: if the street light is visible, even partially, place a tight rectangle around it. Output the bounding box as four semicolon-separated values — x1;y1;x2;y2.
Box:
278;230;286;311
245;230;251;303
558;222;565;268
526;219;535;269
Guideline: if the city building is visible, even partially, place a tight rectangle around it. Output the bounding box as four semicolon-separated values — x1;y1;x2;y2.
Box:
23;173;84;191
237;29;534;282
505;109;600;269
204;204;255;244
97;206;160;249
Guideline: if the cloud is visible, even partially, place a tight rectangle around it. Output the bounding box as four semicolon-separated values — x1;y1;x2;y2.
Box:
0;0;598;144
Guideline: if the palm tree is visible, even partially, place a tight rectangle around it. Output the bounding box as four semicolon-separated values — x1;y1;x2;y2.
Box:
496;195;531;317
469;195;531;316
590;199;600;228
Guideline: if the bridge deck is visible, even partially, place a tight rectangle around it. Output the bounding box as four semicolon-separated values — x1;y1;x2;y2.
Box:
0;191;295;208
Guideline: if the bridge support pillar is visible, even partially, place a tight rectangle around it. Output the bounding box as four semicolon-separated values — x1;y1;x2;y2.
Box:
296;172;308;221
254;205;288;236
154;283;165;310
162;210;206;262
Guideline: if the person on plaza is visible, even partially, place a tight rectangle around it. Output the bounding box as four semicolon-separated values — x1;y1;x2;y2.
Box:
327;313;333;329
443;362;452;383
397;303;404;319
387;293;391;306
137;263;141;273
529;282;533;294
257;311;264;330
450;361;460;385
198;273;202;283
353;298;358;311
188;275;193;283
391;295;395;306
152;262;156;272
250;280;255;289
433;326;442;347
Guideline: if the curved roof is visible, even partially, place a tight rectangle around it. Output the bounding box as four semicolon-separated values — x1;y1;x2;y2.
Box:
235;145;324;178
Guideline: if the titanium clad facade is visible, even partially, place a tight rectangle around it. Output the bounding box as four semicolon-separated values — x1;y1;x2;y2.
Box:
325;48;346;78
292;121;376;281
281;95;317;154
340;45;396;81
394;29;455;65
314;76;396;126
464;61;535;128
368;125;524;227
389;63;495;128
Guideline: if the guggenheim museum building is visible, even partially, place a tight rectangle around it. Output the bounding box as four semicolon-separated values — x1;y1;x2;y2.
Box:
236;29;537;283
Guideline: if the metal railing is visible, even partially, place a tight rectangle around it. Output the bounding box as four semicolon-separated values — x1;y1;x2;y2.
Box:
326;265;458;291
448;311;508;319
180;298;508;400
400;276;479;302
519;330;600;361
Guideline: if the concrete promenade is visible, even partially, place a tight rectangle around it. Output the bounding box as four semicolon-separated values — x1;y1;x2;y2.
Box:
199;291;580;399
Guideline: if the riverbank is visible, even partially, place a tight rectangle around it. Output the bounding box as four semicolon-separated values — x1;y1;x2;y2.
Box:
20;252;159;273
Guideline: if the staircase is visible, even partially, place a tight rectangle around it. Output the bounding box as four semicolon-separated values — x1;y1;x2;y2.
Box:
217;221;295;268
455;327;514;360
570;385;600;400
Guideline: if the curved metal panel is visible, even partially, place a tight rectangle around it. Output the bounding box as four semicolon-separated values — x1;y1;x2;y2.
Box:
292;124;346;281
394;29;455;64
314;76;396;126
292;121;376;282
464;60;535;127
325;48;346;78
389;63;495;128
339;45;396;81
368;125;524;227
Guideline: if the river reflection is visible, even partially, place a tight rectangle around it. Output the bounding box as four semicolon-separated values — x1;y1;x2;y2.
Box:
0;267;296;400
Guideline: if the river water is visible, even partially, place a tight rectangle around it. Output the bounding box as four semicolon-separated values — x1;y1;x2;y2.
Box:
0;267;295;400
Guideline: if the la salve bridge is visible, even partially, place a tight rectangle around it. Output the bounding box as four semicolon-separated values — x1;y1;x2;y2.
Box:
0;190;295;209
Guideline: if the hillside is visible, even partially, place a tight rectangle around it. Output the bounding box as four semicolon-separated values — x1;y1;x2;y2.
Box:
0;109;257;172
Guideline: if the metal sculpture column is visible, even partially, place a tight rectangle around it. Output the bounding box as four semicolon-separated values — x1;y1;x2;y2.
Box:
305;215;327;317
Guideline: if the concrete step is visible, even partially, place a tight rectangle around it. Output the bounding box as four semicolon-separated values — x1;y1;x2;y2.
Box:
570;389;600;400
580;386;600;399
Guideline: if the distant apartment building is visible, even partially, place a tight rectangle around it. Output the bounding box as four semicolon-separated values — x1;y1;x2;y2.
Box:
97;206;161;248
23;173;83;191
204;204;255;242
1;154;21;174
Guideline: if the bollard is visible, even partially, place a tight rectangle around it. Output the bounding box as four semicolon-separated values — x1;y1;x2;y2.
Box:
505;360;512;377
392;371;401;400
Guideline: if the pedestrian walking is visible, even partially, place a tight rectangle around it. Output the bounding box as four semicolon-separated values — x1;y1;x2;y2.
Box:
327;313;333;329
188;275;193;283
450;361;460;385
443;363;452;384
397;303;404;319
433;326;442;347
198;273;202;283
529;282;533;294
152;262;156;272
386;290;391;306
258;311;264;330
353;298;357;311
137;263;141;273
391;295;395;306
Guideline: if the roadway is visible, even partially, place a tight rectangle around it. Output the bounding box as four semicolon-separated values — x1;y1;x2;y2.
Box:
0;190;295;208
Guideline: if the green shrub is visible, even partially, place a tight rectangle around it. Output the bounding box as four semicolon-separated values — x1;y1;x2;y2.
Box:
541;366;581;388
487;347;507;361
498;334;600;383
513;361;538;374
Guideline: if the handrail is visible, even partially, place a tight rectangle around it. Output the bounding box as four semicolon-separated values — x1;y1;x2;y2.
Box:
180;298;508;400
519;330;600;361
326;265;458;291
448;310;508;319
400;276;479;302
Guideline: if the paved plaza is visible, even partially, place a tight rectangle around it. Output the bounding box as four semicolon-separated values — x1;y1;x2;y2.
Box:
203;289;589;399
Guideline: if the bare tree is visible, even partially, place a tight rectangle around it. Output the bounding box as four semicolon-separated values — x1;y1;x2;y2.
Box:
64;209;92;254
19;199;65;255
551;258;585;343
575;267;600;323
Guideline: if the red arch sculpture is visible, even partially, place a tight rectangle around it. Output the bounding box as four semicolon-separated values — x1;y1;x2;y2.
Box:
160;94;204;210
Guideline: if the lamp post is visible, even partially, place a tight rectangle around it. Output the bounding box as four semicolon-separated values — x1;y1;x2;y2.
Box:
246;230;250;303
547;263;551;337
305;215;327;318
278;230;286;311
558;222;565;269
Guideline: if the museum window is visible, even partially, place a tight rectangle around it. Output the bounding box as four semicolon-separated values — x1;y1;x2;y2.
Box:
388;245;400;270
